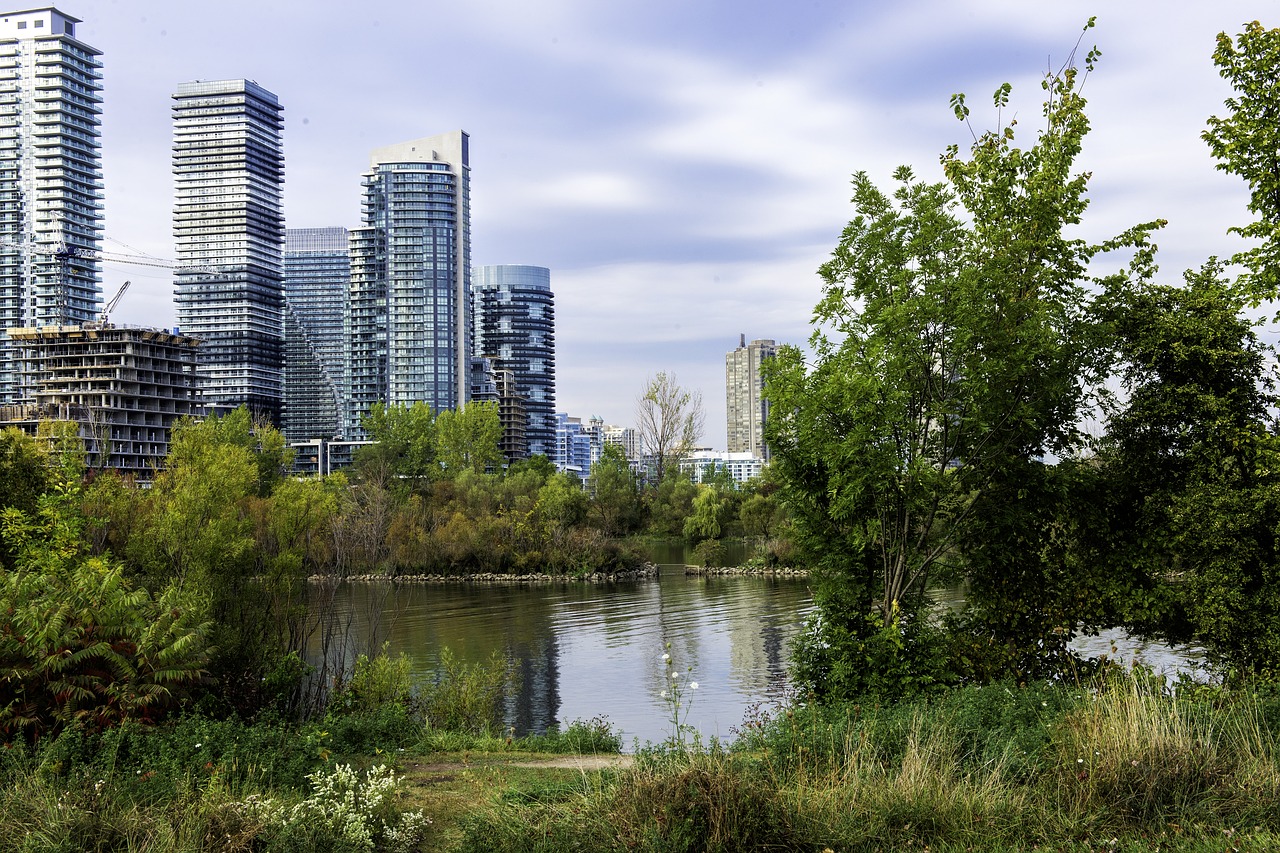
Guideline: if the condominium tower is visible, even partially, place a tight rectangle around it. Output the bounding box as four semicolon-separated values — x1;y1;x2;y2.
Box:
0;7;102;404
283;226;348;441
346;131;470;437
726;335;776;459
471;264;555;458
172;79;284;423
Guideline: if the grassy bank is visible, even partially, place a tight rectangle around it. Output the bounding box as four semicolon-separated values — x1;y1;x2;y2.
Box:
461;674;1280;852
12;672;1280;851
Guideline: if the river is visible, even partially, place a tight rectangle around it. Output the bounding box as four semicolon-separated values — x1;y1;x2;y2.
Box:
311;567;815;748
310;542;1205;748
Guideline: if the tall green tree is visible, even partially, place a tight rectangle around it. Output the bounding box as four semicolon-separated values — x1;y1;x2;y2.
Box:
769;29;1163;695
357;401;437;487
588;444;643;536
1203;21;1280;302
1094;261;1280;676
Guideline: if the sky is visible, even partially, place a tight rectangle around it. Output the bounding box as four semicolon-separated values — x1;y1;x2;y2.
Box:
70;0;1279;448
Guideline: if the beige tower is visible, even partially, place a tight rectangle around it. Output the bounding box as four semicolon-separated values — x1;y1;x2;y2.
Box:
725;335;776;459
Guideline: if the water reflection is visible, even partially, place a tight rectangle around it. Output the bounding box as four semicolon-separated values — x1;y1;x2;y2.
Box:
309;574;816;747
309;574;1205;749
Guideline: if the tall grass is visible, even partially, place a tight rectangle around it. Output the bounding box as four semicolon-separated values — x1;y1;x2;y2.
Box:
460;673;1280;852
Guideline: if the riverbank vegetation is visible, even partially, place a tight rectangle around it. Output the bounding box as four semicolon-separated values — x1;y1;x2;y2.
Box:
764;19;1280;697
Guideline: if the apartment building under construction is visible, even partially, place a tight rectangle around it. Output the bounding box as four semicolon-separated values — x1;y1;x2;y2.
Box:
0;323;201;478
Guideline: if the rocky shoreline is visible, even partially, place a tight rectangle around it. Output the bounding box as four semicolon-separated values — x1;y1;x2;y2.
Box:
307;563;808;585
682;565;808;578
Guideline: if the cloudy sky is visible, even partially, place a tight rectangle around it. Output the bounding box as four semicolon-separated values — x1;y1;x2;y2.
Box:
76;0;1276;447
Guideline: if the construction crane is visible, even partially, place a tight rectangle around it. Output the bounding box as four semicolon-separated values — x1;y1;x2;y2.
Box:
0;234;221;323
86;280;130;329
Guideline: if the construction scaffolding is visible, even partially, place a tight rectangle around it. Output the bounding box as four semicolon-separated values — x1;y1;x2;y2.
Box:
0;323;202;478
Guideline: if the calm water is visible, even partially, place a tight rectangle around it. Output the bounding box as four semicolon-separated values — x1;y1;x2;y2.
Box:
309;547;1203;748
310;569;816;748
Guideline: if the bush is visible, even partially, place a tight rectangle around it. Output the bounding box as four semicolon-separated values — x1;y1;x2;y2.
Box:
273;763;429;853
332;645;416;715
421;648;519;736
519;717;622;754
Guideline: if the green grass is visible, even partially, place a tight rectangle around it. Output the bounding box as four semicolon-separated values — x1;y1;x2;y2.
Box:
456;674;1280;852
12;674;1280;851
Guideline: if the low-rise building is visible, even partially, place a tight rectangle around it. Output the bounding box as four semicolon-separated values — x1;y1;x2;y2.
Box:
679;448;765;485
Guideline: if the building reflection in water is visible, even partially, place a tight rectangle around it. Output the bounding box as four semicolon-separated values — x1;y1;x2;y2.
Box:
309;576;814;745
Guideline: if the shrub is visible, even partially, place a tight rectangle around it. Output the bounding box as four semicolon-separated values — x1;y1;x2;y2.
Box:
421;648;519;736
333;645;416;715
276;763;429;853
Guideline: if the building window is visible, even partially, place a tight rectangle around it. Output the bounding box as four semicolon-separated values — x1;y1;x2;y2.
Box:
16;21;25;28
34;19;42;27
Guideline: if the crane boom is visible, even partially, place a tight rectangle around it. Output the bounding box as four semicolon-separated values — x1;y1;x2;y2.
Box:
98;280;130;323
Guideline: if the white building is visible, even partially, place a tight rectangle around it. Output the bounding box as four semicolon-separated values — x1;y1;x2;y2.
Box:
0;7;102;404
172;79;285;423
603;424;642;463
680;448;765;485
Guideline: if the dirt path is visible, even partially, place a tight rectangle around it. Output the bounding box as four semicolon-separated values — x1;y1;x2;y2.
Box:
409;754;634;776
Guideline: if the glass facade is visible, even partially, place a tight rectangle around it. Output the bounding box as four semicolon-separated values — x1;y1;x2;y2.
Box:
471;264;555;458
346;132;470;438
172;79;284;423
0;8;102;405
283;227;348;440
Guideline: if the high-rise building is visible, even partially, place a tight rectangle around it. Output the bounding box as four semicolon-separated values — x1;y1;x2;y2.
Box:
283;227;348;441
726;335;776;459
346;131;470;437
471;356;529;464
0;8;102;405
471;264;555;458
172;79;284;423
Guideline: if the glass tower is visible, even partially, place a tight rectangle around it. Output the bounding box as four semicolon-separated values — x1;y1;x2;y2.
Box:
0;8;102;405
346;131;470;437
172;79;284;423
471;264;555;458
283;226;348;441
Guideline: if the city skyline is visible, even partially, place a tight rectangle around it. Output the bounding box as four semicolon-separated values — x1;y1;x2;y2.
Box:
50;1;1280;447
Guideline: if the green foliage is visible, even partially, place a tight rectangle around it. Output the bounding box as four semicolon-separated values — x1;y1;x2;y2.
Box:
1089;262;1280;674
334;645;416;715
421;648;519;736
0;426;47;515
691;538;724;568
436;401;504;476
682;485;730;543
537;471;589;532
588;443;644;535
1204;21;1280;301
0;484;211;742
790;600;955;702
516;716;623;754
647;467;697;537
358;400;438;485
737;491;783;539
768;34;1170;694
